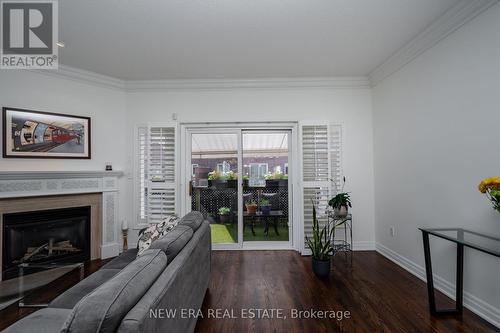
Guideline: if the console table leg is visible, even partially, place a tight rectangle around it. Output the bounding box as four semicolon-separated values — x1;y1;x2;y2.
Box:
422;231;437;314
456;243;464;313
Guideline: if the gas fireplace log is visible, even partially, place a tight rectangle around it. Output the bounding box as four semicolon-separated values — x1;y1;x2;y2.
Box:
19;240;81;263
21;243;49;262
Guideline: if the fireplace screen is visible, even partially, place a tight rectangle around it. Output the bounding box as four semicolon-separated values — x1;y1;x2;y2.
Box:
2;206;91;280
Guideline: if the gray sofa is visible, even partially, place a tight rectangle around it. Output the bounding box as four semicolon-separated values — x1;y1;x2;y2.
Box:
3;212;211;333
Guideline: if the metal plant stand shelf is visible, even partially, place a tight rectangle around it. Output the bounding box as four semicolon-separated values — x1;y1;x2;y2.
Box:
328;212;353;259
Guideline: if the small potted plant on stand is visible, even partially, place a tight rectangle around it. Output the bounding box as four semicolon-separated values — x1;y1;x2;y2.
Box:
218;207;231;224
245;200;258;215
305;205;334;278
328;193;352;217
260;198;272;215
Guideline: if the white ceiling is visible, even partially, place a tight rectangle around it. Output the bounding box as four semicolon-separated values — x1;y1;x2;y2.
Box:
58;0;459;80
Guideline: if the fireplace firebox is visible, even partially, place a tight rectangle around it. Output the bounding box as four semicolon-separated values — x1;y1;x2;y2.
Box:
2;206;91;280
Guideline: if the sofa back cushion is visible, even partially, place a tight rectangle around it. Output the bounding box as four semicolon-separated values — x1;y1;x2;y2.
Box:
148;225;193;263
178;211;203;231
61;249;167;333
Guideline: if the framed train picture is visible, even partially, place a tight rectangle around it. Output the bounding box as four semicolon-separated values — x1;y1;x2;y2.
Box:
2;107;91;159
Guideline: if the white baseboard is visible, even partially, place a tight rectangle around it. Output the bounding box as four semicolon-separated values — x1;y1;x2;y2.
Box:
353;241;376;251
101;243;120;259
376;243;500;328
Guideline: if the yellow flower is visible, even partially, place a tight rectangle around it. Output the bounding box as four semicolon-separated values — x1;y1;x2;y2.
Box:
479;177;500;193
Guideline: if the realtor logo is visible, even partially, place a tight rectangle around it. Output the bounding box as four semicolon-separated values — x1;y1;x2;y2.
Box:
1;0;58;69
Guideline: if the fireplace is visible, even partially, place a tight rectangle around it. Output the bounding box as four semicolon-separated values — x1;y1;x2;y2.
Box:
2;206;91;280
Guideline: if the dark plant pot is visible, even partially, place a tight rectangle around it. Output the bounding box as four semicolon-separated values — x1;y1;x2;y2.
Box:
226;179;238;188
246;205;258;215
312;258;331;278
220;214;230;224
260;205;272;215
265;179;288;187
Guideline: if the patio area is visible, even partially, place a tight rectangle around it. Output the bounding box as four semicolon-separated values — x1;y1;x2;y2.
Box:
210;222;289;243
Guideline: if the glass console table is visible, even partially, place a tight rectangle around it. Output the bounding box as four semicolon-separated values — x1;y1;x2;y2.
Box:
17;262;84;308
419;228;500;315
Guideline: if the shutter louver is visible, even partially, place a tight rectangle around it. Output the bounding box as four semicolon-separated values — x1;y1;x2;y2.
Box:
301;123;342;253
147;126;176;224
329;124;342;194
137;125;177;225
137;126;148;222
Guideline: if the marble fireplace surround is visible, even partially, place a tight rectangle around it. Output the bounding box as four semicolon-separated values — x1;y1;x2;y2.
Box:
0;171;123;281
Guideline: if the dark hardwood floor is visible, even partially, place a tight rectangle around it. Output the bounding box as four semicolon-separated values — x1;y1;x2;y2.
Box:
0;252;497;332
195;251;498;333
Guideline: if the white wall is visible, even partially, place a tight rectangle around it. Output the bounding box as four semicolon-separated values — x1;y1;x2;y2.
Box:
126;87;376;248
0;70;376;251
373;3;500;326
0;70;130;226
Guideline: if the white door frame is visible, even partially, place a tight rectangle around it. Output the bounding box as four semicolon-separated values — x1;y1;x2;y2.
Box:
179;122;300;251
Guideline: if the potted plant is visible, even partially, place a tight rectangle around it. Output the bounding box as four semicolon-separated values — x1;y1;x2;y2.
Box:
305;205;334;278
218;207;231;223
260;198;272;215
245;200;258;214
242;175;249;187
329;193;352;217
265;171;288;187
225;171;238;188
478;177;500;213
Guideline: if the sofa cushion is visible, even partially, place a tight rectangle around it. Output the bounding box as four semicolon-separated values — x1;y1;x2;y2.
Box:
137;216;179;256
61;249;167;333
102;248;139;270
148;225;193;263
178;211;204;231
49;268;121;309
2;308;72;333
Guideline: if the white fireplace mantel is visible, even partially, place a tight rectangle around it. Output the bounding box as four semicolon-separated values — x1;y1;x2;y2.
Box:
0;170;124;259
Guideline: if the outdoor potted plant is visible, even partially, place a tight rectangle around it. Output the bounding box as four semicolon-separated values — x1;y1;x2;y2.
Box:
265;171;288;187
328;192;352;217
225;171;238;188
218;207;231;224
260;198;272;215
207;170;222;188
245;200;258;214
305;205;334;278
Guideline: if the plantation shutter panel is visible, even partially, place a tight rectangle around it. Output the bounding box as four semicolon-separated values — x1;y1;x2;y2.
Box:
136;124;177;225
136;126;148;224
147;126;177;224
300;123;342;253
329;124;343;194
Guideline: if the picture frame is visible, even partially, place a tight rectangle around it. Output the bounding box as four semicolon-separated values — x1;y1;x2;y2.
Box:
2;107;91;159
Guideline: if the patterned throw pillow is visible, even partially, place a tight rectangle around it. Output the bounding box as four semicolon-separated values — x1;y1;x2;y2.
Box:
137;215;179;256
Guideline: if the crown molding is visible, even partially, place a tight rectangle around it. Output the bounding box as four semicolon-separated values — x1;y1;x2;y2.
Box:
124;77;371;91
30;65;125;90
29;65;370;91
369;0;499;86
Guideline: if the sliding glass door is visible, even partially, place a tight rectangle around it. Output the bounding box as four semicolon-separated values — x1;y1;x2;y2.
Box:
186;128;292;249
242;131;290;244
190;131;241;246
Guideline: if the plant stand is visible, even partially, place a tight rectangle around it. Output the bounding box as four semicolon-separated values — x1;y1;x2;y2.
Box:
328;212;353;263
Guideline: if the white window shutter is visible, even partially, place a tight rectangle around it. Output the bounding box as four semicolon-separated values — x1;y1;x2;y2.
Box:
329;124;343;194
300;123;342;254
136;125;148;223
147;126;177;224
136;124;177;225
